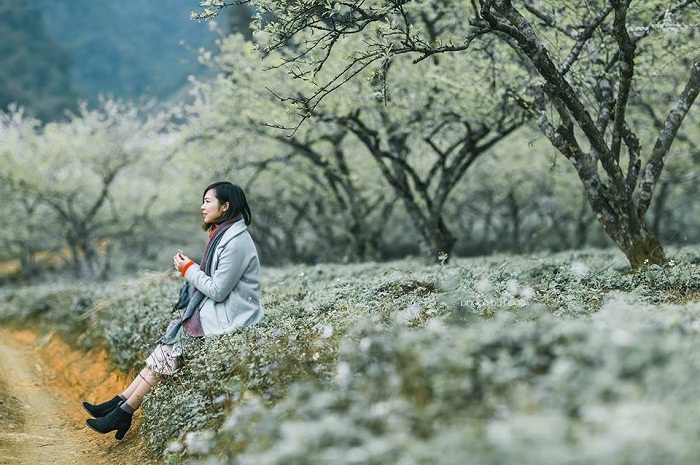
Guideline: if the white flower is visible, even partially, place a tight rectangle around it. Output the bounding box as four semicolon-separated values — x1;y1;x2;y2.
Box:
570;261;589;277
334;361;352;388
475;278;493;293
403;303;422;321
320;324;334;339
520;286;536;300
359;337;372;352
184;430;215;455
506;279;520;296
611;329;631;346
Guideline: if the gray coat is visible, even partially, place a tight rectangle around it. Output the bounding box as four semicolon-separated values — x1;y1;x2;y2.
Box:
184;221;263;336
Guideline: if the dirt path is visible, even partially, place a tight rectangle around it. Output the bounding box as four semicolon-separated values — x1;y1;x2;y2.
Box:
0;327;161;465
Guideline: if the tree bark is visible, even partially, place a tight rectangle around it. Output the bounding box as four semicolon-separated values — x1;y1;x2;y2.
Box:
478;1;699;268
601;219;666;268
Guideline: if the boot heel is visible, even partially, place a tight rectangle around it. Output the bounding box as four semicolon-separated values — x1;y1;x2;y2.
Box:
115;426;129;440
86;406;133;440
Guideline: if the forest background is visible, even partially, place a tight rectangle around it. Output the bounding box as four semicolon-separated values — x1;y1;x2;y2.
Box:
1;0;698;283
2;2;700;464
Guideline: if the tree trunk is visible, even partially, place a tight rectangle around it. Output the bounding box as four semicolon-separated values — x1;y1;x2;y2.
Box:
419;226;456;263
650;181;670;239
412;212;456;263
574;197;593;249
600;219;666;268
507;191;520;252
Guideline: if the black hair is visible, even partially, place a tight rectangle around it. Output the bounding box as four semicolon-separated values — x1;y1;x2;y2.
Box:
202;181;252;231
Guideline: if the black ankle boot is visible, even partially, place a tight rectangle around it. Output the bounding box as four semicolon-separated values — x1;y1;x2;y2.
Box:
86;406;133;440
82;395;123;418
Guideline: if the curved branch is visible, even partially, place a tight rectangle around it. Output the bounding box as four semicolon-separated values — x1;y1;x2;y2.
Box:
636;59;700;216
480;0;619;185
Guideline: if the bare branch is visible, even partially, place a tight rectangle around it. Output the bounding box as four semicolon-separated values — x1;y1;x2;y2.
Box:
480;1;614;169
636;59;700;216
609;0;635;165
559;2;614;76
522;1;577;38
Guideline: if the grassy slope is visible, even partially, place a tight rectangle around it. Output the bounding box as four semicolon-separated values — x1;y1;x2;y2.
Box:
2;246;700;464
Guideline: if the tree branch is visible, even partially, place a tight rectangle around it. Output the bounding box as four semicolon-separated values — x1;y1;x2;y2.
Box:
609;0;635;164
636;59;700;216
480;0;628;194
559;2;614;76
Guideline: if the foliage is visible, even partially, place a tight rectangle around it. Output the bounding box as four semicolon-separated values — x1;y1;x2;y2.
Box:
194;0;700;268
205;300;700;465
186;28;533;262
181;33;398;264
0;99;184;280
2;247;700;463
4;7;700;275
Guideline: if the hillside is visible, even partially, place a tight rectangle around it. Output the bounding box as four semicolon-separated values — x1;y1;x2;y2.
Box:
28;0;218;101
1;246;700;463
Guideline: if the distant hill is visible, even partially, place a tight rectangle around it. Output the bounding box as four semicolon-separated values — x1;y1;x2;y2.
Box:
0;1;80;121
28;0;219;102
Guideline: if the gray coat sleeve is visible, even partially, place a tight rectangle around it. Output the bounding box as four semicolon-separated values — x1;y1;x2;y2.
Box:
184;234;255;302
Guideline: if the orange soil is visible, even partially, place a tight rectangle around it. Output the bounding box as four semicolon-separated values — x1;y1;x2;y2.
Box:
0;327;161;464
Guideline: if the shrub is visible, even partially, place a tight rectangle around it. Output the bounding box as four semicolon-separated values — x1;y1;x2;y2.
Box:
196;301;700;464
2;248;700;464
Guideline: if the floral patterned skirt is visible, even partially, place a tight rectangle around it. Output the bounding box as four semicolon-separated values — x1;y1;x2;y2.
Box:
145;320;185;375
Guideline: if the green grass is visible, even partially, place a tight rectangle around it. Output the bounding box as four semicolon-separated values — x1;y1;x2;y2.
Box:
2;246;700;464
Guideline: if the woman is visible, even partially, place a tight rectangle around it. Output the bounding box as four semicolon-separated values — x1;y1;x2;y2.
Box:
83;181;264;440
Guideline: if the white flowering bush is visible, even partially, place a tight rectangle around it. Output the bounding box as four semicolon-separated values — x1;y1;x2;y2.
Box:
1;247;700;464
0;282;100;344
193;300;700;464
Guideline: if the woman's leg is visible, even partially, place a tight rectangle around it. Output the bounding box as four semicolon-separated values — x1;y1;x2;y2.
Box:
121;366;160;410
85;366;159;439
121;367;157;400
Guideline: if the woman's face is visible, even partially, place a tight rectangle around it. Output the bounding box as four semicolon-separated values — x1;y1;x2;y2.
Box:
201;188;229;224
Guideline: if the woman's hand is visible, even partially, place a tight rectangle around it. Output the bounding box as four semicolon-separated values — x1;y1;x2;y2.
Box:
173;250;192;273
